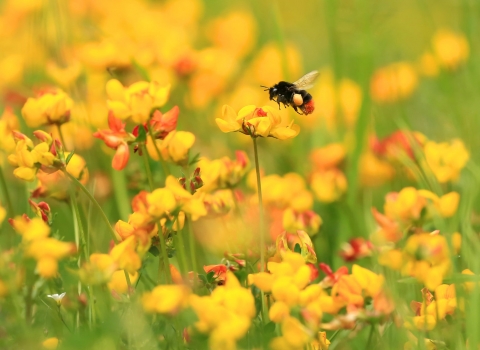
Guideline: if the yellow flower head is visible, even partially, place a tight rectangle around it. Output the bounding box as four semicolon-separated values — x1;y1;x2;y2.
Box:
21;89;73;127
106;79;170;124
424;139;469;183
216;105;300;140
310;169;347;203
142;284;190;315
432;29;469;70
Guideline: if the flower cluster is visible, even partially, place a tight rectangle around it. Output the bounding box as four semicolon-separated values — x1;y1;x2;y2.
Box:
216;105;300;140
9;216;75;278
309;143;348;203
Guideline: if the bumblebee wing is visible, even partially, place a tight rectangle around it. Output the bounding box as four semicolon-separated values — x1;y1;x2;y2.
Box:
292;70;319;90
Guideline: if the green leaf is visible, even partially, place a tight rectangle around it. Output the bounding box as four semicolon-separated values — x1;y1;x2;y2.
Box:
206;271;215;283
198;274;208;283
294;244;301;254
136;125;147;143
65;150;75;165
188;152;201;166
264;322;276;333
148;246;159;257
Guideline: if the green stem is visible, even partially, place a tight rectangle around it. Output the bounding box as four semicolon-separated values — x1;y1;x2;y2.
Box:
175;217;189;274
56;123;67;149
252;136;268;324
70;192;89;262
156;221;172;284
187;217;198;277
365;324;375;350
0;165;13;219
58;306;72;333
65;171;118;244
147;126;171;178
65;171;133;293
142;145;154;191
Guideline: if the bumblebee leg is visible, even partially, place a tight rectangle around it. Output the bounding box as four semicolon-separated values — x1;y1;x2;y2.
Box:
292;105;303;115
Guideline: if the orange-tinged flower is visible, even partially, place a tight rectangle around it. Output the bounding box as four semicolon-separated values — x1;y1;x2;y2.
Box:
310;143;346;171
94;113;135;171
276;230;317;264
149;106;179;140
370;62;418;103
360;153;395;187
216;105;300;140
282;209;322;237
204;264;228;285
197;151;249;192
340;238;373;262
371;130;426;160
32;153;89;200
21;89;73;127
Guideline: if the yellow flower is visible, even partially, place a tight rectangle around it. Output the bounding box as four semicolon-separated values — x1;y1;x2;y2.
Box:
402;233;452;290
109;236;142;274
281;316;313;349
108;270;139;294
216;105;300;140
310;169;347;203
269;301;290;323
21;89;73;127
158;131;195;165
46;61;82;88
0;107;19;153
276;231;317;264
190;272;255;349
360;153;395;187
142;284;190;315
146;188;177;217
424;139;469;183
207;11;256;58
80;253;117;285
106;79;170;124
25;238;76;278
432;29;469;70
384;187;426;222
418;190;460;218
42;337;59;349
10;216;50;242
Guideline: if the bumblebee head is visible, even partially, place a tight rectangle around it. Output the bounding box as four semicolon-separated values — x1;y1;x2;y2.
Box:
261;85;277;101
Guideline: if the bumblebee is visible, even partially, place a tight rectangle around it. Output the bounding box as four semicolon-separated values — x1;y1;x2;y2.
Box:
262;70;319;115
